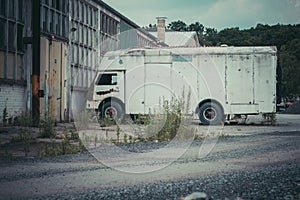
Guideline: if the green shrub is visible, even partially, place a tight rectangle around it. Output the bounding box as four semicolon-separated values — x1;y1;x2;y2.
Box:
39;115;55;138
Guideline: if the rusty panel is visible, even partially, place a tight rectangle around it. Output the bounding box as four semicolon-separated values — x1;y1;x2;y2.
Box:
39;37;49;117
49;41;60;120
7;53;14;79
49;41;66;121
60;43;66;121
0;52;4;78
17;55;23;80
39;37;66;121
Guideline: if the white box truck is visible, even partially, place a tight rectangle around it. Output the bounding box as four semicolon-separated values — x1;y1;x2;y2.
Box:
86;46;277;125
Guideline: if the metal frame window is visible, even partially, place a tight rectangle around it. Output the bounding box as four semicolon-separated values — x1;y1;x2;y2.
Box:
0;0;25;81
8;0;15;19
18;0;22;21
70;0;100;89
0;18;6;49
0;0;6;16
41;0;68;39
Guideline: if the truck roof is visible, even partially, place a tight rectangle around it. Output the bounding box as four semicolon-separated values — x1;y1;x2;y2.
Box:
103;46;277;58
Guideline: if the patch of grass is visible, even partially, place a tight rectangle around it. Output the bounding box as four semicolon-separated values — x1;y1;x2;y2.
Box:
38;138;87;157
99;117;116;127
1;149;14;161
39;115;55;138
263;113;277;125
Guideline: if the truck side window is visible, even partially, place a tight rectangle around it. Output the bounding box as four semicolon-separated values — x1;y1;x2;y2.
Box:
172;55;192;62
97;74;117;85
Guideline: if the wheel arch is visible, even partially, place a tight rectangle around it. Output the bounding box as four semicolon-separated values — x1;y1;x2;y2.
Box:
98;97;125;112
195;99;224;115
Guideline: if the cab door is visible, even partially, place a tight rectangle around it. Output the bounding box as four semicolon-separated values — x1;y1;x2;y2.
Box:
93;71;125;103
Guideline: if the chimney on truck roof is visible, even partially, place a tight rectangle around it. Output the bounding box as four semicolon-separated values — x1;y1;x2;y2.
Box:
157;17;167;42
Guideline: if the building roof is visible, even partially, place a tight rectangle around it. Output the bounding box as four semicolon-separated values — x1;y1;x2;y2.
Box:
150;31;199;47
96;0;161;45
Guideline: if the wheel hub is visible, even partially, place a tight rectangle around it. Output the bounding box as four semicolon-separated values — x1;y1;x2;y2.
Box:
204;108;217;121
105;107;117;119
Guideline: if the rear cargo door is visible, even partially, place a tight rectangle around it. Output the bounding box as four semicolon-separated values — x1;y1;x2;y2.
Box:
226;54;257;113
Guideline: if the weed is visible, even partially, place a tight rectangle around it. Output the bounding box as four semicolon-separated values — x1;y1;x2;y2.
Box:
94;135;98;147
39;138;87;157
20;132;31;156
99;117;116;127
263;113;277;125
2;106;8;126
2;149;14;160
123;134;128;143
18;112;33;127
128;135;133;143
116;124;120;142
153;97;183;141
39;115;55;138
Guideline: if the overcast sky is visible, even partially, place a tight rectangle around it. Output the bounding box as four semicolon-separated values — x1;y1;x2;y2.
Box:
102;0;300;30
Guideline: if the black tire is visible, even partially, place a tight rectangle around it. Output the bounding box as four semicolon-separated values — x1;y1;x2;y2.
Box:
99;101;123;120
198;102;224;125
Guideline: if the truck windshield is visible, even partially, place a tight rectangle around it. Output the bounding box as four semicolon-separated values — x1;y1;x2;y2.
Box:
97;74;117;85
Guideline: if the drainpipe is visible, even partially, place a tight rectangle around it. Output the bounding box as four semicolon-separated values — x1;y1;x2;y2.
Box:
31;0;41;124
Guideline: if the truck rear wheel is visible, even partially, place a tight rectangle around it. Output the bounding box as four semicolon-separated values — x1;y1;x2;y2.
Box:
99;101;123;120
198;102;224;125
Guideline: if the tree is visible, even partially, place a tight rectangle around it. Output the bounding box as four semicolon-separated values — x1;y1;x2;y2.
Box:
144;19;300;98
280;39;300;98
203;27;218;46
188;22;204;34
143;24;157;32
167;20;187;31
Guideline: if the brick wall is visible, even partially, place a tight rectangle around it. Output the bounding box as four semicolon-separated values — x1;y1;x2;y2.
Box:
0;84;26;123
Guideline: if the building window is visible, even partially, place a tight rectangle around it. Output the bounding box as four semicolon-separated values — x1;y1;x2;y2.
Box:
94;10;97;28
55;12;60;35
0;0;6;16
89;7;92;26
62;16;67;38
49;10;53;32
0;19;6;49
63;0;68;13
17;24;23;51
86;28;89;47
8;22;15;51
74;45;78;63
18;0;22;21
80;1;83;22
53;0;59;11
81;26;84;44
42;7;48;31
8;0;14;19
76;0;79;19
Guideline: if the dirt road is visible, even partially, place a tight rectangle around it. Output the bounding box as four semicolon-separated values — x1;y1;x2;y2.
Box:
0;115;299;199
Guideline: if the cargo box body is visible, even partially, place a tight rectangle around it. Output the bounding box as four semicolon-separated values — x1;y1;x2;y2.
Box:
87;46;277;124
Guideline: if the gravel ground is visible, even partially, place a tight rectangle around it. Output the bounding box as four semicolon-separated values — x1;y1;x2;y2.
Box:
282;100;300;114
38;162;300;200
0;130;299;200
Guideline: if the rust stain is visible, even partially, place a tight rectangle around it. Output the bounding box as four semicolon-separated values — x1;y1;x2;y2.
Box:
96;88;119;96
32;74;40;95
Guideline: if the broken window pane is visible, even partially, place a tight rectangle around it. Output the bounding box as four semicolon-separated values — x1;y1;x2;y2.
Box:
97;74;117;85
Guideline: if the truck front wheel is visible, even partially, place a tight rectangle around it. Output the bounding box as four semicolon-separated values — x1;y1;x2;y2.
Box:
198;102;224;125
99;101;123;120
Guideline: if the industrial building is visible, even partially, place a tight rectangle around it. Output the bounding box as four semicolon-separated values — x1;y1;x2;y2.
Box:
0;0;161;124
